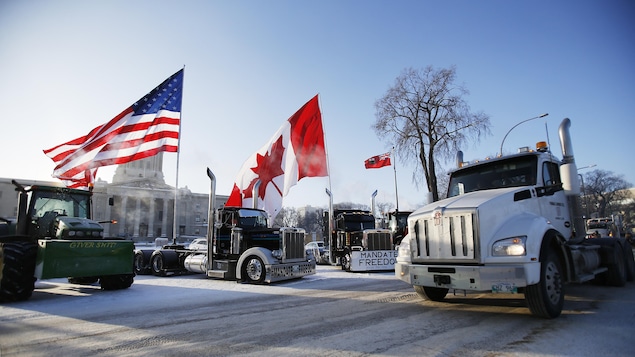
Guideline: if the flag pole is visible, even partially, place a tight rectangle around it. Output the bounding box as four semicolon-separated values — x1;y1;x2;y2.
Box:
317;94;335;265
172;66;185;245
319;94;333;210
392;147;399;212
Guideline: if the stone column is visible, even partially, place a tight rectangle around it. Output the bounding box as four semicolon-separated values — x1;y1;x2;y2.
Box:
162;198;169;237
133;198;141;237
147;198;155;238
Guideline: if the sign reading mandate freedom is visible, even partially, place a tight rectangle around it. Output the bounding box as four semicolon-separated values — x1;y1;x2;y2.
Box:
349;250;398;271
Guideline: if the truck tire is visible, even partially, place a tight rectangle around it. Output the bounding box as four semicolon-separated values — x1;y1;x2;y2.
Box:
605;243;627;287
0;241;37;302
618;239;635;282
100;274;134;290
242;256;265;284
150;252;167;276
341;252;351;272
524;248;564;318
134;250;152;275
414;285;448;301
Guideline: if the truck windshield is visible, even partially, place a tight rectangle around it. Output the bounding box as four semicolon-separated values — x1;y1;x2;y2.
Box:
31;190;90;219
237;209;269;228
338;215;375;231
447;155;538;197
588;222;609;229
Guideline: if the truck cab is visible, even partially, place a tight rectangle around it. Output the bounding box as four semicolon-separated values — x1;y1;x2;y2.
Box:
396;118;634;318
326;209;396;272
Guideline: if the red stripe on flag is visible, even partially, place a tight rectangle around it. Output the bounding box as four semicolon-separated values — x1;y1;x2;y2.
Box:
289;95;328;179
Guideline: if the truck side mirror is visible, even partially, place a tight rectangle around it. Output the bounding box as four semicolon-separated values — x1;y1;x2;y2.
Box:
109;197;114;206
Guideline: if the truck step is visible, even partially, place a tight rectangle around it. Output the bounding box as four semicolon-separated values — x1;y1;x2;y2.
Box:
575;267;608;283
207;270;226;279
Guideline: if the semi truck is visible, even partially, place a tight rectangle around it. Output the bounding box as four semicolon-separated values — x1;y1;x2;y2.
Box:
586;216;622;238
324;209;396;272
0;181;134;302
133;168;315;283
395;118;635;318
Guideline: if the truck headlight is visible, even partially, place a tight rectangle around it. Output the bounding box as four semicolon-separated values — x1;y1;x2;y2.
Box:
492;236;527;256
271;249;283;259
397;235;412;262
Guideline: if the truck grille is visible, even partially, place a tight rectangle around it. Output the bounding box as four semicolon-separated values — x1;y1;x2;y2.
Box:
282;228;306;261
364;230;393;250
412;210;477;262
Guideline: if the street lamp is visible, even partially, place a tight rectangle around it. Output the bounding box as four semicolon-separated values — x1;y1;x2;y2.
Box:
577;164;596;222
499;113;549;156
577;164;597;171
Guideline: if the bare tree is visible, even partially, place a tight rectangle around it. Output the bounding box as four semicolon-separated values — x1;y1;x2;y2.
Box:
298;209;325;241
373;66;490;201
583;169;632;218
273;207;299;228
375;201;395;216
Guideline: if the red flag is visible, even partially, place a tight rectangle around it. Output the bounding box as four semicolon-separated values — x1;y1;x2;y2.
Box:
43;69;184;188
365;152;391;169
226;95;328;218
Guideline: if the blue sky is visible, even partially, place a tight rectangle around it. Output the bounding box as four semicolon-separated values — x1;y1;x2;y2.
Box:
1;0;634;211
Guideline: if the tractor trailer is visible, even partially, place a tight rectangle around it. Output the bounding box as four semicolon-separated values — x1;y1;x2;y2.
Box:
395;118;635;318
134;168;315;283
325;209;396;272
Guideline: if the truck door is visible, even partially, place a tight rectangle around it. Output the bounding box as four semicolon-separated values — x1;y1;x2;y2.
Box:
538;161;571;237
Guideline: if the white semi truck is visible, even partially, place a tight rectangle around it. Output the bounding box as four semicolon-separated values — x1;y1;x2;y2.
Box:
396;118;635;318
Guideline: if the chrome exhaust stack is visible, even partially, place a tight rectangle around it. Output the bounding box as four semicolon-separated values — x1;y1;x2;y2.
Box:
558;119;585;242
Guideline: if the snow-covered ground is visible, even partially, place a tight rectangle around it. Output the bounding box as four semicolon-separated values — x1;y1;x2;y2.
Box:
1;264;634;356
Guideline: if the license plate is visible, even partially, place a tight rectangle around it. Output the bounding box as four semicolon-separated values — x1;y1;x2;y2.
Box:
492;282;517;293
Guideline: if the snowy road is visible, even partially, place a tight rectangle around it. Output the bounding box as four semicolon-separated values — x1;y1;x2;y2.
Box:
1;265;633;356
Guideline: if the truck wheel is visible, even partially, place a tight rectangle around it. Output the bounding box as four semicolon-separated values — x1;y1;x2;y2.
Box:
150;252;166;276
605;243;627;287
242;256;265;284
134;250;152;275
0;241;38;302
524;248;564;318
100;274;134;290
618;239;635;282
414;285;448;301
341;252;351;271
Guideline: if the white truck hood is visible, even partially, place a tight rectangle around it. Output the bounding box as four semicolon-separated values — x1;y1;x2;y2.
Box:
413;187;529;215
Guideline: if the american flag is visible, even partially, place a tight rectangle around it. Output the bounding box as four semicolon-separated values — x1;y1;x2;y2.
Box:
44;69;184;188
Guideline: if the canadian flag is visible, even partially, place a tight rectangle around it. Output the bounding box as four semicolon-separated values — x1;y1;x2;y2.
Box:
225;95;328;218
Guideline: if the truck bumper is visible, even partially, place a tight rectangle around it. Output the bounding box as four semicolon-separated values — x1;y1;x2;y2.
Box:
267;261;315;283
395;261;540;293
